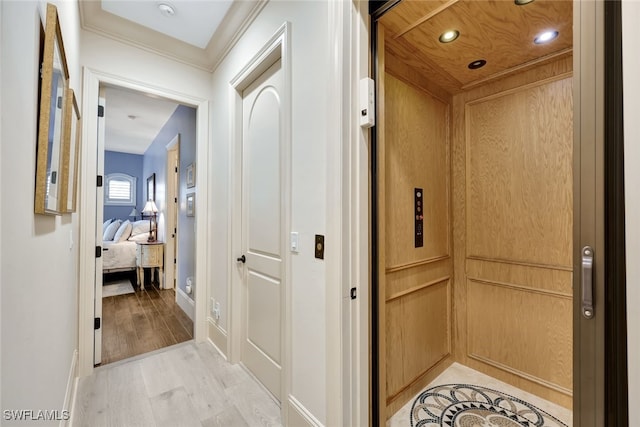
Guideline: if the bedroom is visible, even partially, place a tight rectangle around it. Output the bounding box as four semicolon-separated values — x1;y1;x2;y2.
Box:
99;84;197;365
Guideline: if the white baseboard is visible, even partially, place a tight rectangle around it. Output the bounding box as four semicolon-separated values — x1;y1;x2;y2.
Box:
61;350;78;427
207;317;228;358
287;395;323;427
176;287;195;321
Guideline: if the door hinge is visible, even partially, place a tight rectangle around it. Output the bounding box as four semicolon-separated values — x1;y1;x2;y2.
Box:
350;287;357;300
98;105;105;117
94;317;101;330
174;258;177;264
175;197;178;203
95;246;102;258
97;175;103;187
175;166;178;173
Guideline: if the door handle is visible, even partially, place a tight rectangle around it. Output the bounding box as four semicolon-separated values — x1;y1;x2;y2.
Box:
582;246;594;319
236;255;246;264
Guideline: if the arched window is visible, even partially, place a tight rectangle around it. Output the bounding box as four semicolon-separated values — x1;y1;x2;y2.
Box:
105;173;136;206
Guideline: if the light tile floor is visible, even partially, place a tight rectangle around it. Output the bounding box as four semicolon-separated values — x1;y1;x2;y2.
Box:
72;341;282;427
387;362;572;427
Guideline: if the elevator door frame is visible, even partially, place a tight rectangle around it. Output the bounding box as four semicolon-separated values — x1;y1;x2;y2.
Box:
369;0;627;425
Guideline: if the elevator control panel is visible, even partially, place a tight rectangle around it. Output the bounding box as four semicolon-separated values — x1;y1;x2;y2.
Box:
415;188;424;248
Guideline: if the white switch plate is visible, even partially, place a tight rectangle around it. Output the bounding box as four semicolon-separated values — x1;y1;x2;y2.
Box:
290;232;299;253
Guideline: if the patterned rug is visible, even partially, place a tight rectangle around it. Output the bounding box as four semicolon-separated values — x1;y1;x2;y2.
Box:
410;384;568;427
102;280;135;298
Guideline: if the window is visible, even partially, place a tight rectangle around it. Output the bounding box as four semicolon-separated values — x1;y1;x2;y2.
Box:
105;173;136;206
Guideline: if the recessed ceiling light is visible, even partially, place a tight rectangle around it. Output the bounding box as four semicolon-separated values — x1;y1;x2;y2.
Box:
439;30;460;43
468;59;487;70
534;30;559;44
157;3;176;17
514;0;535;5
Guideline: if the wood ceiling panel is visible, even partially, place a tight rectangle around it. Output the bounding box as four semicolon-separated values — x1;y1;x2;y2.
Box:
380;0;454;35
381;0;572;93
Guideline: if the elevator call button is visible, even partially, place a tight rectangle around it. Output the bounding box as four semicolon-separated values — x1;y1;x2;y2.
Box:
415;188;424;248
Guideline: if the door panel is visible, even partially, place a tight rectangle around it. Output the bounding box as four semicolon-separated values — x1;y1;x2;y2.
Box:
573;1;605;425
241;58;283;401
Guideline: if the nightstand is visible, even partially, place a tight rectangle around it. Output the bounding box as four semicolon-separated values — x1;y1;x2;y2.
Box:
136;242;164;290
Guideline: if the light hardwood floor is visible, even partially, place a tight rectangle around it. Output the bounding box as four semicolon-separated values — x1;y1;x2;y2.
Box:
73;342;283;427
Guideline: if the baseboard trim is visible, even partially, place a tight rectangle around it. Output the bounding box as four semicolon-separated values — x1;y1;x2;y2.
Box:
287;395;323;427
176;287;195;321
62;350;78;427
207;317;228;358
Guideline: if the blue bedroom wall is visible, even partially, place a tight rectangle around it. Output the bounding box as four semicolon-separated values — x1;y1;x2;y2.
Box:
104;150;144;221
143;105;196;302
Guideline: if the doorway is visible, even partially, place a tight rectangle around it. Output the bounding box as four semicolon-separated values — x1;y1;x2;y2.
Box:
95;85;195;366
370;1;609;425
78;68;209;376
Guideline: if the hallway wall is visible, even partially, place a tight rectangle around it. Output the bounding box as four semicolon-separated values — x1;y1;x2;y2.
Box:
1;0;82;422
142;105;197;304
208;1;331;423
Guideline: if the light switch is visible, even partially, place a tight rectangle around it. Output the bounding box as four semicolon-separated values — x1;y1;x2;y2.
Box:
290;232;299;253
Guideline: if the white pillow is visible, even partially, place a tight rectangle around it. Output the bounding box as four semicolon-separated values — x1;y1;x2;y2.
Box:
129;232;150;242
102;219;112;233
114;220;132;243
131;220;151;236
103;220;121;241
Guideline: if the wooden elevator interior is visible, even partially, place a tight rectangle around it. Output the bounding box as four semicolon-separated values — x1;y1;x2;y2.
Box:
375;0;574;422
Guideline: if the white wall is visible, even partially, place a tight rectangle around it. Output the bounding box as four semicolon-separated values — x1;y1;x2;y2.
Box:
1;0;81;423
80;31;212;100
209;1;331;423
622;1;640;424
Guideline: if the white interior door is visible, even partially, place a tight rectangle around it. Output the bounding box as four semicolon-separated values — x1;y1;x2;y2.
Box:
94;90;106;365
240;58;284;401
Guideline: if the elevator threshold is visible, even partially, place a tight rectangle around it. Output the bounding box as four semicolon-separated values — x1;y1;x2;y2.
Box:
387;363;572;427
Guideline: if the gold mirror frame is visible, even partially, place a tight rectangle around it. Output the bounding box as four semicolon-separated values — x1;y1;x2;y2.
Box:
61;88;81;213
35;3;70;215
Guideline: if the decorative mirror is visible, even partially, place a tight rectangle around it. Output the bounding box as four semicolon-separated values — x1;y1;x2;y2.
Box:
62;88;81;213
35;3;69;215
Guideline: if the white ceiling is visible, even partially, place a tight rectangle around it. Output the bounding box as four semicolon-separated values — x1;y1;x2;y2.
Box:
101;0;233;49
104;86;179;154
82;1;265;153
79;0;265;71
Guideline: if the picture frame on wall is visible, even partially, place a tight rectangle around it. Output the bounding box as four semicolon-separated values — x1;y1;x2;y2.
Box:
34;3;70;215
186;162;195;188
186;193;195;217
147;173;155;201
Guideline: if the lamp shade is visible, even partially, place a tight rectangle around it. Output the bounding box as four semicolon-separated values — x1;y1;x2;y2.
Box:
142;200;158;214
128;207;138;217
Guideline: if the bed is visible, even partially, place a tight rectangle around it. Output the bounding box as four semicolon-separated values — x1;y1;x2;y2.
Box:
102;219;151;273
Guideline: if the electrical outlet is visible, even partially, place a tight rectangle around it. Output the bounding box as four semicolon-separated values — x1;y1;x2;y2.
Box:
214;302;221;320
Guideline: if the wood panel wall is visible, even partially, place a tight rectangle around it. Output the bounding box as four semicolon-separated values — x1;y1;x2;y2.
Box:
378;26;454;422
452;56;574;408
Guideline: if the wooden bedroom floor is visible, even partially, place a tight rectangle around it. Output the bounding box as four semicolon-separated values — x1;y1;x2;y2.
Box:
101;276;194;366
